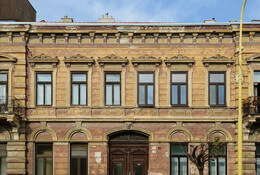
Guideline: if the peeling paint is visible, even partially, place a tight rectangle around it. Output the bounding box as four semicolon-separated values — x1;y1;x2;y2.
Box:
94;152;102;163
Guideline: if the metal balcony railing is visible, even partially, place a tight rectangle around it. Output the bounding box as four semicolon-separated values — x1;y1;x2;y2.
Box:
243;96;260;115
0;96;24;116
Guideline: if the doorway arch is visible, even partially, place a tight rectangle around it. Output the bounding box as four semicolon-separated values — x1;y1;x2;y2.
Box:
108;130;149;175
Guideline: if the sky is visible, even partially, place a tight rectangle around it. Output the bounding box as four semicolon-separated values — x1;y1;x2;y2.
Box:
29;0;260;23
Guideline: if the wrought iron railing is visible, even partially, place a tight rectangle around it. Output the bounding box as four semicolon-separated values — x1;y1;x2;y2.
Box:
243;96;260;115
0;96;24;116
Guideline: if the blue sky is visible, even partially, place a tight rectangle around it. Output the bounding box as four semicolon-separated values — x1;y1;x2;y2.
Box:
29;0;260;23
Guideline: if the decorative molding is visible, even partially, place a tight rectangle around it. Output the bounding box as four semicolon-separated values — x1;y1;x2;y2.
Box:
202;54;234;67
97;54;128;67
28;53;59;67
246;54;260;63
64;54;94;67
165;54;195;67
131;54;162;67
0;54;17;62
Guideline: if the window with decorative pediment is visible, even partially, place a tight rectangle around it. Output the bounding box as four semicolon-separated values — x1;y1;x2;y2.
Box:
36;72;52;106
0;72;8;112
138;72;155;107
36;144;53;175
71;72;87;106
105;72;121;106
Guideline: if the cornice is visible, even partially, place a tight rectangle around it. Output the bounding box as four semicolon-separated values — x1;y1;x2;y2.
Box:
132;54;162;65
246;54;260;63
97;54;128;67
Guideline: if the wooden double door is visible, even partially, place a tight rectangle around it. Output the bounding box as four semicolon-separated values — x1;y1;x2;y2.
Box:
109;131;149;175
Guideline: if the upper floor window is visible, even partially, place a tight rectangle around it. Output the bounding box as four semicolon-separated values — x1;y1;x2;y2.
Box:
0;144;7;175
209;145;226;175
209;72;226;106
171;72;188;106
71;73;87;106
70;144;88;175
105;72;121;106
0;72;8;105
170;143;188;175
138;72;154;107
36;73;52;106
36;144;53;175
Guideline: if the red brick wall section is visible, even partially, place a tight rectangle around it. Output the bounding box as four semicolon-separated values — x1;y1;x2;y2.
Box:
149;143;170;175
53;143;69;175
88;143;108;175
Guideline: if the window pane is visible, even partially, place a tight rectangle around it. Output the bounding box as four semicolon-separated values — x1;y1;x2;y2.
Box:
37;84;44;105
37;145;52;156
0;144;6;157
72;74;86;82
71;158;78;175
106;85;113;105
46;157;53;175
0;74;7;82
172;73;186;83
171;157;178;175
218;158;226;175
0;85;7;104
135;163;143;175
114;85;120;105
80;84;87;105
0;157;6;175
210;158;217;175
180;157;187;175
71;144;88;157
72;84;79;105
139;74;153;83
180;85;187;105
139;85;145;105
172;85;178;105
257;158;260;174
171;145;186;155
114;163;122;175
255;72;260;83
210;85;216;105
45;84;52;105
80;158;87;175
37;74;51;82
36;158;44;175
106;74;120;82
218;85;225;105
147;85;154;105
256;144;260;155
210;73;224;83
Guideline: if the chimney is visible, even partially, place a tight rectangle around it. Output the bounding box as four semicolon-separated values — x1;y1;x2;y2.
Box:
61;15;74;23
229;20;237;23
252;19;260;22
204;18;216;24
99;13;115;22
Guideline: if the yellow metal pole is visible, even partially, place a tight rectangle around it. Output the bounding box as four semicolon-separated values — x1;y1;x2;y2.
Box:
238;0;247;175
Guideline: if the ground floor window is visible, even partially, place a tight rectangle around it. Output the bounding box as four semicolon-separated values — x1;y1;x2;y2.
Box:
256;143;260;174
209;144;227;175
0;144;6;175
70;143;88;175
36;143;53;175
170;143;188;175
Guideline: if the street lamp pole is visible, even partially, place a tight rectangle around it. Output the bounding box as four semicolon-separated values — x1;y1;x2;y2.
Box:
238;0;247;175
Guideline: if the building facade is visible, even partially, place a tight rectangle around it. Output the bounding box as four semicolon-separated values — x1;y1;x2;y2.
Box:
0;20;260;175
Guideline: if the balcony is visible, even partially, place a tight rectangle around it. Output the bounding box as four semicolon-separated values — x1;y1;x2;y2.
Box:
243;96;260;115
0;96;24;116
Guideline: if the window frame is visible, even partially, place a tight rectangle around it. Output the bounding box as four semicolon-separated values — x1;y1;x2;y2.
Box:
70;72;88;106
171;71;188;106
104;72;121;106
36;72;53;106
0;71;8;104
137;72;155;107
256;142;260;174
209;144;227;175
70;143;88;175
170;143;188;175
208;71;226;106
35;143;53;175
